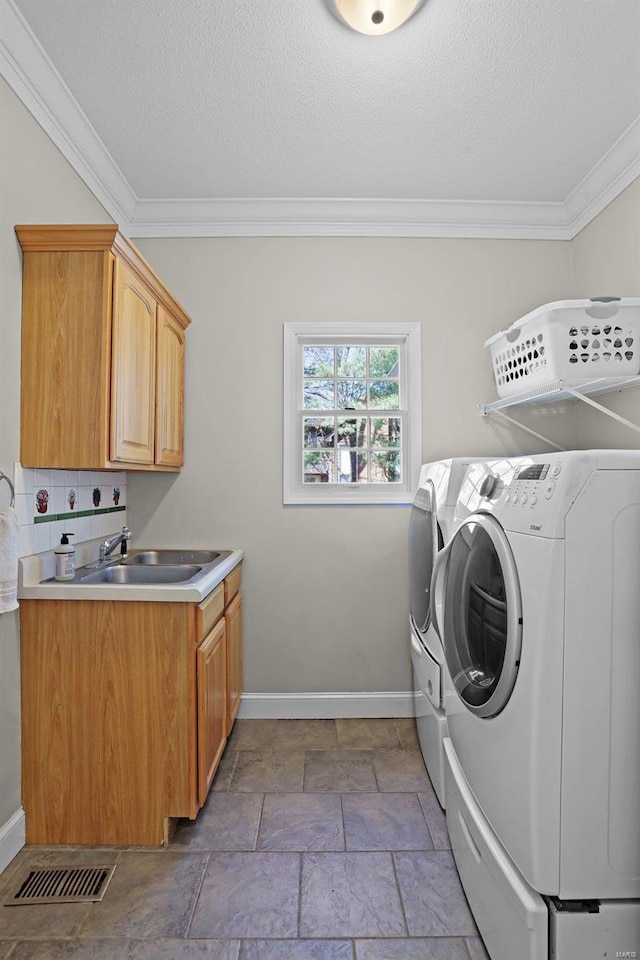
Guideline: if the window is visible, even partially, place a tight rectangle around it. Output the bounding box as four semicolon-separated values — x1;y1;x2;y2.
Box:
284;323;422;504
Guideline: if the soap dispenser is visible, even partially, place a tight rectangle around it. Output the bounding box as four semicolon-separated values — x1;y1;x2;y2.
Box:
54;532;75;581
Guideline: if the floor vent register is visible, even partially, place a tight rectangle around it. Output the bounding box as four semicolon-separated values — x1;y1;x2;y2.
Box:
4;865;117;905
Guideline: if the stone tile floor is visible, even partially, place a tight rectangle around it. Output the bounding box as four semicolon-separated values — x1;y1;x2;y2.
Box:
0;719;490;959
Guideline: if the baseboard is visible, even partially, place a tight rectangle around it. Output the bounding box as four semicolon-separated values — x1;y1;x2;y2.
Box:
237;691;415;719
0;808;25;874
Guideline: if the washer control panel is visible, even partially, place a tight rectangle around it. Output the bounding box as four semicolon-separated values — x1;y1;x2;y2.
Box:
511;464;564;503
505;462;562;508
509;457;596;536
455;454;595;538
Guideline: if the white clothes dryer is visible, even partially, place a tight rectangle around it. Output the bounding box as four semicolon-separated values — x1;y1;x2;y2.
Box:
431;451;640;960
409;457;483;807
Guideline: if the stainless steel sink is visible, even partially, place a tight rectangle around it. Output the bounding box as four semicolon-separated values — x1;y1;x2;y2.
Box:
79;564;202;585
41;546;236;589
123;549;229;566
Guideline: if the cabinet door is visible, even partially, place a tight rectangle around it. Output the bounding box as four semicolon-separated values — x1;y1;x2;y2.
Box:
20;248;113;469
226;592;243;735
196;617;227;807
111;259;157;463
20;598;193;846
155;305;185;467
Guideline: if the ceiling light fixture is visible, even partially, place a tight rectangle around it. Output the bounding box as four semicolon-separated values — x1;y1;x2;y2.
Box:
332;0;425;36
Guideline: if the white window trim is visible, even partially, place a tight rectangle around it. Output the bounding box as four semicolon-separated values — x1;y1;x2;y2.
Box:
284;322;422;505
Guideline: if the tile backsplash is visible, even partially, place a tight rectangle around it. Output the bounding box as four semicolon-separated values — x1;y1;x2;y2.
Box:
13;464;127;558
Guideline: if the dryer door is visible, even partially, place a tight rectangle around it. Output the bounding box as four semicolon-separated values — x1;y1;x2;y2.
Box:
435;514;522;718
408;480;442;635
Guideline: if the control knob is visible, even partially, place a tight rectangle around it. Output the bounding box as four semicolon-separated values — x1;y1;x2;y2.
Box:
479;474;500;499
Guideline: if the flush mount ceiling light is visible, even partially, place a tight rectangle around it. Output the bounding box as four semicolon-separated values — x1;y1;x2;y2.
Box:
332;0;425;36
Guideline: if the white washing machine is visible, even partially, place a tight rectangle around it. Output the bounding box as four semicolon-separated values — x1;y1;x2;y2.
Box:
409;458;482;807
431;451;640;960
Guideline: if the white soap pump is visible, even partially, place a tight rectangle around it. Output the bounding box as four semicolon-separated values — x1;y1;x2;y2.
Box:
54;532;76;581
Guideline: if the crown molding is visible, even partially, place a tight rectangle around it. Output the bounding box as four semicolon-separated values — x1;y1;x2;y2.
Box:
0;0;136;230
128;196;571;239
1;0;638;240
564;116;640;238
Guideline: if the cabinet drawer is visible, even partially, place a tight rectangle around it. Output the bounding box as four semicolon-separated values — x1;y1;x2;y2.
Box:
224;564;242;607
196;582;224;641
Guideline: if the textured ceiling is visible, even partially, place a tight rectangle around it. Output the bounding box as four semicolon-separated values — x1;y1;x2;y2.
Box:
10;0;640;206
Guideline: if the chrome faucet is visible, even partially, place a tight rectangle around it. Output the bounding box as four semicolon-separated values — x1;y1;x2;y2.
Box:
99;526;131;562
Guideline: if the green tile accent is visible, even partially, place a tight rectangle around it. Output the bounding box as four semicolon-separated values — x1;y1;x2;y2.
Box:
33;505;126;523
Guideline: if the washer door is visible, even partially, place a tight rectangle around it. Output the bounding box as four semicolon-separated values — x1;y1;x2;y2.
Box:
436;514;522;718
409;480;443;635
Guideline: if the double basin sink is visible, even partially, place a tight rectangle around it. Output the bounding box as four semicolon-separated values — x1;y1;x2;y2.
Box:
76;549;232;586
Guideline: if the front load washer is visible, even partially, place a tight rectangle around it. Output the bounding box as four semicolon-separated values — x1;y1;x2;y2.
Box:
431;451;640;960
409;457;482;807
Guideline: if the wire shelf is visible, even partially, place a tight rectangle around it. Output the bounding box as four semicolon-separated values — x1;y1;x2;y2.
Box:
480;376;640;415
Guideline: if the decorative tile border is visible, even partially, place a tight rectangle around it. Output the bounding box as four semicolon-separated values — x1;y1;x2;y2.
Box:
33;505;126;524
14;464;128;559
32;480;125;521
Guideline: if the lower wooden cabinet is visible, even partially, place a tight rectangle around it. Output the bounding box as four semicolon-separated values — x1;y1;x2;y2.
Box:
226;591;243;735
20;563;243;846
197;616;227;807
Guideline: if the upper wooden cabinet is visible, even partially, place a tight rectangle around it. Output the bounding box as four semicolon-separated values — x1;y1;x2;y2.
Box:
155;305;186;467
16;224;190;471
111;258;158;464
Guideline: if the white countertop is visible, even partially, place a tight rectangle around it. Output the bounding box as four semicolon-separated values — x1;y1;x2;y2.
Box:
18;540;244;603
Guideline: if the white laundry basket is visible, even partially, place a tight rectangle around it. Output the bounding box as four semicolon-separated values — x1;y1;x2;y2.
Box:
485;298;640;398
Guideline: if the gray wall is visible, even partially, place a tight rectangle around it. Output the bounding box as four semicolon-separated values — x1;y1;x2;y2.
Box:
1;71;638;849
128;236;571;696
570;180;640;448
0;78;111;835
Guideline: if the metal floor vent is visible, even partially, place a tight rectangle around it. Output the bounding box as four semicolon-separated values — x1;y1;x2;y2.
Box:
4;865;117;906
